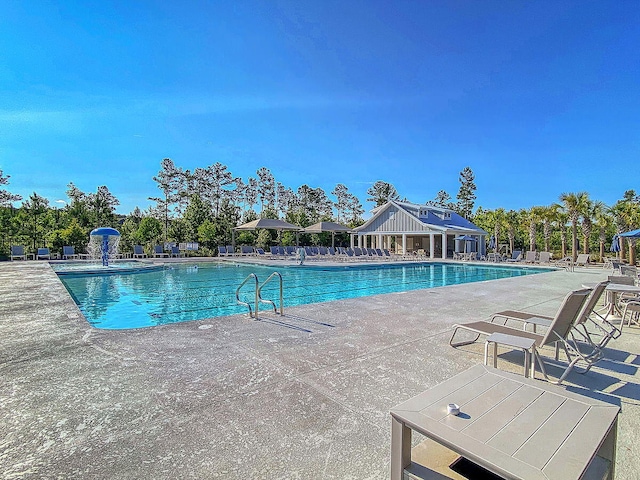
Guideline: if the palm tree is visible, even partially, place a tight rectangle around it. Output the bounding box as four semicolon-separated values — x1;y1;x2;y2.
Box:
559;192;589;262
610;196;640;265
593;201;610;262
526;206;545;252
580;198;595;255
540;204;559;252
505;210;519;255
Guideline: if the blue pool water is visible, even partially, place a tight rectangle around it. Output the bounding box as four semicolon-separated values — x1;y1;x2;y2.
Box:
58;262;553;329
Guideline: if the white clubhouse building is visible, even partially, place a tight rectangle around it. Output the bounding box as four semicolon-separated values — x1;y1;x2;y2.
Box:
351;200;488;259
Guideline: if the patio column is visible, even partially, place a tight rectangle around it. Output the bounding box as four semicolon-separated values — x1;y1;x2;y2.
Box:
430;234;435;259
378;234;383;250
350;234;355;249
441;233;447;259
402;234;407;255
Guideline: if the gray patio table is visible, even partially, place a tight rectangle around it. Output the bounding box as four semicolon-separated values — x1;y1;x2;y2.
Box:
390;364;619;480
583;282;640;318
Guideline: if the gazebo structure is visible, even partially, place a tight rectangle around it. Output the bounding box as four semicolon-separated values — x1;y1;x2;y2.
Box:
352;200;487;259
302;221;352;248
233;218;302;249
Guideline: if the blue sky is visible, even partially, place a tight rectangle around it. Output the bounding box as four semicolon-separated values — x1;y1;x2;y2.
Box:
1;0;638;215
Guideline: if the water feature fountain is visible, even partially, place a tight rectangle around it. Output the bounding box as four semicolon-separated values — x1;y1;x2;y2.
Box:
88;227;121;266
51;228;164;275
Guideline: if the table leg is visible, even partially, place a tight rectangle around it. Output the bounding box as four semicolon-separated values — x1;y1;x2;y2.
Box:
599;418;618;480
391;417;412;480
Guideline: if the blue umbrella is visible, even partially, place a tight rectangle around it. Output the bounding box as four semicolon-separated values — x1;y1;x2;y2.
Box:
619;228;640;238
610;234;620;253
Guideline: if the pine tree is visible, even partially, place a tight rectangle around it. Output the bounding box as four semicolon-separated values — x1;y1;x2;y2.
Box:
456;167;476;218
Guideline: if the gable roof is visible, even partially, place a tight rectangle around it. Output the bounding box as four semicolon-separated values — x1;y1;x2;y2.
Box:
355;200;487;235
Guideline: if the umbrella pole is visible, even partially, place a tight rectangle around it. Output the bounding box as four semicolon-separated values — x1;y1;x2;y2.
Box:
332;232;335;249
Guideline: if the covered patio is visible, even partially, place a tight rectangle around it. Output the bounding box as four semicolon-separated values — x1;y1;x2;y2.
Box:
352;200;487;259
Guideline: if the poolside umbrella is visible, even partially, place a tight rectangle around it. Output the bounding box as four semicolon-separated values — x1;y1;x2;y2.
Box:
610;234;620;253
619;228;640;238
454;235;477;254
233;218;302;249
302;221;352;248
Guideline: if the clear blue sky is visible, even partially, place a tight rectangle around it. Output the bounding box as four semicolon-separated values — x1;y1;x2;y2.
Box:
1;0;638;215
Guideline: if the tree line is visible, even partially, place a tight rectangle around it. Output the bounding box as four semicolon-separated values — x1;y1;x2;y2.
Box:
0;164;638;264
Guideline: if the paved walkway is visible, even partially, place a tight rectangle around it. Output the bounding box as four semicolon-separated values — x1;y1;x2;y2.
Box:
1;261;638;478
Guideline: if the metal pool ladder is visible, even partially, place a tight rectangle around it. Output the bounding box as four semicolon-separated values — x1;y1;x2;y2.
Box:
236;272;284;319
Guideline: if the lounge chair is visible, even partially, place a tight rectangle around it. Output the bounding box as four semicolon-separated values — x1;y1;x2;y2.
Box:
153;245;169;258
10;246;26;261
537;251;552;264
553;256;574;271
524;251;537;263
36;247;51;260
491;281;619;355
226;245;235;256
505;250;522;262
575;253;590;267
133;245;147;258
218;246;227;257
450;288;593;384
62;246;79;260
170;246;181;258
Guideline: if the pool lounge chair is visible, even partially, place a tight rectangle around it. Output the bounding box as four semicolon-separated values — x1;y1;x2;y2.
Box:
553;256;574;271
491;281;619;354
63;246;79;260
170;246;182;258
36;248;51;260
218;246;228;257
450;288;593;384
153;245;169;258
537;251;552;264
575;253;590;267
226;245;236;256
133;245;147;258
506;250;522;262
10;246;26;260
524;251;537;263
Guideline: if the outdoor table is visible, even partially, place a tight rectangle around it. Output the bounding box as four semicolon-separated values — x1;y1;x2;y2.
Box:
390;364;619;480
584;283;640;318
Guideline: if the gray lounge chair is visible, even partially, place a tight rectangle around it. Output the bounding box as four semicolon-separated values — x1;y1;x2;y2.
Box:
575;253;590;267
537;251;552;264
10;246;26;261
450;288;593;384
491;281;618;354
524;251;537;263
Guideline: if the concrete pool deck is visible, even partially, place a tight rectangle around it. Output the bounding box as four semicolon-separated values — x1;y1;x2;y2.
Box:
1;260;638;478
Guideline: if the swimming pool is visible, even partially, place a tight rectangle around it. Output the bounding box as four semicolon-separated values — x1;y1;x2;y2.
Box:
58;262;553;329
